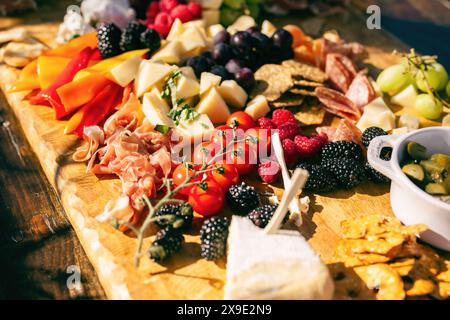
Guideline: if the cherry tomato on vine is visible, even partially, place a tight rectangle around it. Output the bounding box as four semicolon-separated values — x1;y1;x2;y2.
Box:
188;180;225;217
206;162;240;190
193;141;218;165
172;163;200;195
211;125;234;148
226;111;255;131
226;142;257;175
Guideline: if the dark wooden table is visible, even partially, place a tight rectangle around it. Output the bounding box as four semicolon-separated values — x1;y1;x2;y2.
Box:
0;0;448;299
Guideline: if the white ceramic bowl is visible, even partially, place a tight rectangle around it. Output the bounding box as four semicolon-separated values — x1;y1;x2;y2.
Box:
367;127;450;251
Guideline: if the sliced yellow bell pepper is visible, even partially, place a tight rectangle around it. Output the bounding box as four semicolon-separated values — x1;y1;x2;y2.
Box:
37;56;71;90
73;48;149;81
56;73;113;113
9;59;40;92
44;32;98;58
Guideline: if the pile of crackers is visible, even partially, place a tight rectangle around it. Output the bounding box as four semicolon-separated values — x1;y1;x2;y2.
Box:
251;59;329;126
329;215;450;300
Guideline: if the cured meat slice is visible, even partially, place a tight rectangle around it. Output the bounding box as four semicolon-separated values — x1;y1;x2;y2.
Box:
333;119;363;147
345;71;376;110
316;126;337;141
315;86;361;121
325;53;357;92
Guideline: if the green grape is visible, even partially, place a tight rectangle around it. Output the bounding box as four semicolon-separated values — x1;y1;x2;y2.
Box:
415;94;443;120
220;7;242;26
223;0;244;10
432;63;448;91
415;65;442;92
446;81;450;98
376;64;411;95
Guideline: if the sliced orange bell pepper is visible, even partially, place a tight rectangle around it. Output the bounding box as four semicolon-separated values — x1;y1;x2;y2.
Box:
56;73;114;114
37;56;71;90
9;59;40;92
44;32;98;58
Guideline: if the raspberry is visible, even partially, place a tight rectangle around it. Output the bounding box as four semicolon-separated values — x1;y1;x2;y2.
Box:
159;0;178;13
294;135;325;159
281;138;298;164
257;117;277;130
277;122;301;141
146;1;160;20
170;4;194;23
258;159;281;183
271;109;296;127
187;2;202;19
153;12;173;38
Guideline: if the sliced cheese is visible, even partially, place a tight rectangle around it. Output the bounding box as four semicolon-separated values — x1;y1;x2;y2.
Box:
227;15;256;35
390;84;417;109
166;18;185;41
216;80;248;108
176;75;200;99
151;40;183;64
195;87;230;123
261;20;277;37
142;91;174;128
173;113;215;146
179;26;207;53
245;95;270;120
207;24;225;38
202;9;220;26
200;72;221;95
356;97;395;132
109;55;142;87
135;60;177;97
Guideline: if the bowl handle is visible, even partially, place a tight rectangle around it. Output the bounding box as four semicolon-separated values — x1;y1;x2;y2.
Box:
367;135;401;181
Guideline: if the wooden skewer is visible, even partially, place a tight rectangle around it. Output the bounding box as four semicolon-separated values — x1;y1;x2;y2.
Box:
264;168;309;235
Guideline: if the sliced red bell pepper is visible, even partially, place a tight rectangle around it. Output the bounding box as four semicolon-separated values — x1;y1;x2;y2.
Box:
29;47;95;119
65;83;123;137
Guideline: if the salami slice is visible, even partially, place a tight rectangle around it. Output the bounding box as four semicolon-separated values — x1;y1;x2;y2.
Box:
325;53;357;92
315;87;361;121
333;119;363;148
345;71;376;110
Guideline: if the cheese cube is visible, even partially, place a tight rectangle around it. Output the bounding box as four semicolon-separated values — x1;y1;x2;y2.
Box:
176;75;200;99
179;66;197;80
183;20;206;30
207;24;225;38
392;127;410;135
390;85;417;109
166;18;185;41
200;72;221;95
135;60;177;97
245;95;270;120
142;91;175;128
398;114;419;131
109;55;142;87
179;26;207;54
151;40;183;64
442;114;450;126
199;0;223;9
202;9;220;26
227;15;256;35
216;80;248;108
261;20;277;37
356;97;395;131
149;87;170;113
173;113;215;146
195;87;230;123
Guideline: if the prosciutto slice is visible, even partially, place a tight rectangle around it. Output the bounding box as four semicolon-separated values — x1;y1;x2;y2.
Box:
315;86;361;121
345;71;376;110
325;53;358;92
72;126;104;162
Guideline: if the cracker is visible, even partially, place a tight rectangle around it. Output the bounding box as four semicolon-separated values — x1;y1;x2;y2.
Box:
290;87;317;97
252;64;293;101
282;59;328;83
293;79;324;87
270;92;304;108
294;102;326;126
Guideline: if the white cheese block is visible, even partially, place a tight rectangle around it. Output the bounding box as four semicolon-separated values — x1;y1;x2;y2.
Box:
207;24;225;38
180;26;207;53
199;0;223;9
398;114;419;131
183;20;206;30
216;80;248;108
245;95;270;120
173;113;215;146
227;15;256;35
149;87;170;113
179;66;197;80
142;91;175;128
166;18;185;41
261;20;277;37
392;127;410;135
135;60;178;97
356;97;395;132
195;87;230;123
390;85;417;109
442;114;450;126
202;9;220;26
109;55;142;87
176;75;200;99
151;40;183;64
225;217;334;300
200;72;221;95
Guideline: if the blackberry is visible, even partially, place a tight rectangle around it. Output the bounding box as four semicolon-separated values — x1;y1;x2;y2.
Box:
120;21;146;51
365;162;390;184
296;162;338;193
226;182;260;215
321;141;363;162
148;227;183;262
322;158;366;189
140;28;161;52
200;216;229;261
154;203;193;230
248;205;278;228
97;23;122;58
362;127;388;148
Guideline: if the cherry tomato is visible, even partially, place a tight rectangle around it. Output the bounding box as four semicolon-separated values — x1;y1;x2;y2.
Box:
211;125;235;148
193;141;219;165
206;162;240;190
172;163;200;195
188;180;225;217
226;111;255;131
245;127;271;159
226;142;257;175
